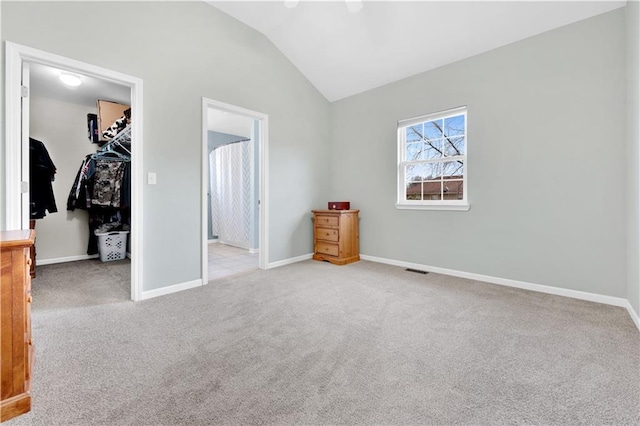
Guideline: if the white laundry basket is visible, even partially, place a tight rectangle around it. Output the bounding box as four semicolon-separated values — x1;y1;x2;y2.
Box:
95;230;129;262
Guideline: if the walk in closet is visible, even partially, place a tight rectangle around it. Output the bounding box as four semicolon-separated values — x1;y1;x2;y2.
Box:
67;119;132;258
27;62;132;303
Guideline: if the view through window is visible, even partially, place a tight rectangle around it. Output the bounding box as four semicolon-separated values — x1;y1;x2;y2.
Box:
397;106;468;210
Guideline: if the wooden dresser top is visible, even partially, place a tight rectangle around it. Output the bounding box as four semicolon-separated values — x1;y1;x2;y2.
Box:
1;230;36;249
312;209;359;214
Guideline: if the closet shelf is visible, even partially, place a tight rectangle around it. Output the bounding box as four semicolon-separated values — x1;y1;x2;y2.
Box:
98;124;131;157
109;124;131;145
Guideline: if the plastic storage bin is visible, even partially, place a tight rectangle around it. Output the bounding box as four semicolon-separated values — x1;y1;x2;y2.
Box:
95;230;129;262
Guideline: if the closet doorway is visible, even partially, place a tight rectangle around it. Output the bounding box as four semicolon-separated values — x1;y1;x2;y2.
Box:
201;98;268;282
5;42;143;301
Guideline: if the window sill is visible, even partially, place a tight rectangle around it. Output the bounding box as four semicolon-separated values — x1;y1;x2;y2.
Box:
396;203;470;212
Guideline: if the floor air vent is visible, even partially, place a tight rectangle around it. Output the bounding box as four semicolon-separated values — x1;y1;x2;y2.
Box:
406;268;428;275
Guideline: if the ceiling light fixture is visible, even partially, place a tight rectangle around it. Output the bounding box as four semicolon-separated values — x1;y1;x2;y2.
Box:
284;0;298;8
59;73;82;87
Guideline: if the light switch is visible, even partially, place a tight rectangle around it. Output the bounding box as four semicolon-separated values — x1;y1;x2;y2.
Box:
147;172;157;185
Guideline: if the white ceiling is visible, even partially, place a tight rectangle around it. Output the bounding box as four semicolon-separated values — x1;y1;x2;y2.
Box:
208;0;626;101
208;108;254;136
26;2;628;106
29;62;130;108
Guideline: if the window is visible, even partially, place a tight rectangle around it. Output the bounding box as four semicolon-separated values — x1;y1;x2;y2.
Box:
396;106;468;211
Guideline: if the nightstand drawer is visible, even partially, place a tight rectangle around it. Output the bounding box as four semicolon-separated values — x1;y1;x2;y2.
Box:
316;227;338;242
316;242;339;257
315;215;339;228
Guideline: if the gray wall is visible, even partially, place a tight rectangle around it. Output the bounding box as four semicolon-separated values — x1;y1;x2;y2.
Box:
627;1;640;316
1;1;331;292
330;9;627;298
29;96;97;260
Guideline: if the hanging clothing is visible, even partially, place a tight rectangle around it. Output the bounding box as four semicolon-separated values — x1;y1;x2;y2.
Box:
29;137;58;219
121;162;131;209
92;160;126;207
67;152;131;255
67;155;95;211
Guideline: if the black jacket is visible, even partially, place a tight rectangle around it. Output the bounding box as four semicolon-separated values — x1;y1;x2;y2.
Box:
29;137;58;219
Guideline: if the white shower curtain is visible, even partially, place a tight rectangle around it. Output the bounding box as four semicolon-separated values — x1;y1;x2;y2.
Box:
209;140;254;249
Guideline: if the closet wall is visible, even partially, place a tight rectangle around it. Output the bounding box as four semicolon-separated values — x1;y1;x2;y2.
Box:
29;96;97;261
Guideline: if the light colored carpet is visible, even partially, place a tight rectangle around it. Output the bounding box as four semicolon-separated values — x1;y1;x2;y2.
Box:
30;258;131;310
6;259;639;425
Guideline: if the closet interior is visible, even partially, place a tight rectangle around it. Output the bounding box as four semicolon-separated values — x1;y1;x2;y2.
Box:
67;100;132;260
28;62;132;302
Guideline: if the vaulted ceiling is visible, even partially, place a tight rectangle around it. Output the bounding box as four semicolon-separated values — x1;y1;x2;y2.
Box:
207;0;626;101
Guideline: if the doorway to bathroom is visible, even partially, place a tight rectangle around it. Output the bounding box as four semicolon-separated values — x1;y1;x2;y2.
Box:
201;98;268;281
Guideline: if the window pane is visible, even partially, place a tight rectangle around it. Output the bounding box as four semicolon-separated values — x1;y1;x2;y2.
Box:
443;179;464;200
422;180;442;200
405;165;422;200
406;142;422;161
406;125;423;142
444;136;465;157
444;114;465;137
405;164;422;182
442;161;464;178
405;183;422;200
422;162;442;181
423;119;443;140
423;139;442;159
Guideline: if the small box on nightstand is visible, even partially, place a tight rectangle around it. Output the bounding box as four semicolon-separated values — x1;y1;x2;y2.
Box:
328;201;350;210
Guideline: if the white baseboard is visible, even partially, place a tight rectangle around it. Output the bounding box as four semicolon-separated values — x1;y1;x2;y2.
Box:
140;279;202;301
37;254;99;266
625;302;640;331
267;253;313;269
208;239;258;254
216;240;251;250
361;254;639;331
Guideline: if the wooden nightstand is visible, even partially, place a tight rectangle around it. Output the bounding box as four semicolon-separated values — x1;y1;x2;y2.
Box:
312;209;359;265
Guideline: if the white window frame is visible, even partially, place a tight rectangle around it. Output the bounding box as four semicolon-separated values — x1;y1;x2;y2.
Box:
396;106;469;211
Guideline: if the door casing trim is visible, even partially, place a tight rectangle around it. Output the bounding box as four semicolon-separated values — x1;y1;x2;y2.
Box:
201;97;269;282
4;41;144;301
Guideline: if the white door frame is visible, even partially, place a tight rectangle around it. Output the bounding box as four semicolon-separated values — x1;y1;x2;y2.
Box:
201;97;269;281
4;41;144;301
